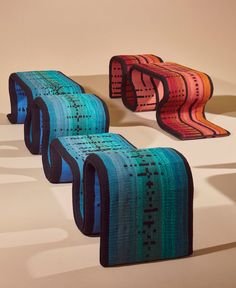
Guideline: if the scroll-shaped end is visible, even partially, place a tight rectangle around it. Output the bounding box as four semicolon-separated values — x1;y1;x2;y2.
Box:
84;147;193;267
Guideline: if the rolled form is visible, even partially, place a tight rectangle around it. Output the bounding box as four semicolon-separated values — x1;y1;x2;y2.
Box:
49;133;135;230
109;54;163;107
25;93;109;172
8;70;84;124
129;62;230;139
83;147;193;266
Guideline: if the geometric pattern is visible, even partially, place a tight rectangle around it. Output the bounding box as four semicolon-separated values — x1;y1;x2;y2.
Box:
26;93;109;163
7;68;195;267
8;70;84;124
130;63;230;139
109;54;163;110
49;133;135;232
84;147;193;266
109;55;230;139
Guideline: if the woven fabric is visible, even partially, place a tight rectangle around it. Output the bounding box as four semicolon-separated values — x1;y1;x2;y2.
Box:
8;70;84;124
84;147;193;266
49;133;135;232
25;93;109;172
109;55;163;106
130;63;230;139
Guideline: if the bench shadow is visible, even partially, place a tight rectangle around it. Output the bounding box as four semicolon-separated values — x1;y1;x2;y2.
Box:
0;142;97;246
195;162;236;169
70;74;178;140
193;242;236;257
0;113;10;125
196;162;236;202
207;173;236;203
0;140;30;157
206;95;236;117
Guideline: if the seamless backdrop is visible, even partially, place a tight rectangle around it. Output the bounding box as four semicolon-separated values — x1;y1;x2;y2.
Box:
0;1;236;288
1;0;236;110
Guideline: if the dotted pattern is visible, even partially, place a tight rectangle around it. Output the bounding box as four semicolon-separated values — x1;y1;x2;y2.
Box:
14;82;28;123
56;133;135;230
109;54;163;110
130;62;230;139
89;148;193;266
32;93;108;163
8;70;84;124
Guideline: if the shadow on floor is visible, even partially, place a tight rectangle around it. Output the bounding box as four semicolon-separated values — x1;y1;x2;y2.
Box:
70;74;178;140
193;241;236;257
71;74;157;127
0;113;10;125
0;140;97;247
195;162;236;169
72;75;236;118
207;173;236;202
206;95;236;117
0;140;31;157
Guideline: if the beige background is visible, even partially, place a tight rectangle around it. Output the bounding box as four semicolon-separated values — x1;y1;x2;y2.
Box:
0;1;236;287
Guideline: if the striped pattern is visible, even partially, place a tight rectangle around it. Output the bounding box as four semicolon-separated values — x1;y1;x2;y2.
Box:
25;93;109;177
130;63;230;139
109;54;163;108
84;147;193;266
8;70;84;124
109;55;230;140
49;133;135;232
6;68;195;267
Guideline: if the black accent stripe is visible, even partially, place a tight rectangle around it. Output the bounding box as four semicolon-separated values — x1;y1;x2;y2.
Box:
83;154;111;267
130;64;206;140
7;73;33;124
151;64;205;137
171;148;194;255
7;71;85;124
133;55;146;87
109;55;163;112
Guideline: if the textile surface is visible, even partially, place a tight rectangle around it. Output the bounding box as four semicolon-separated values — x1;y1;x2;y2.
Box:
8;70;84;124
84;147;193;266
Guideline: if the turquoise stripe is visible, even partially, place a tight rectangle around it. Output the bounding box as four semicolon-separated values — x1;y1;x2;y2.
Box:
41;93;107;166
58;134;135;221
96;152;120;263
92;148;191;266
17;71;83;100
15;82;28;123
13;70;84;124
166;149;189;257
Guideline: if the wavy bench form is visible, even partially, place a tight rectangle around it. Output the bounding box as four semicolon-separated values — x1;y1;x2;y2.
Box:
8;70;84;124
49;133;135;231
109;56;230;140
109;54;163;108
84;147;193;266
27;93;109;168
130;63;230;139
7;68;194;267
47;135;193;266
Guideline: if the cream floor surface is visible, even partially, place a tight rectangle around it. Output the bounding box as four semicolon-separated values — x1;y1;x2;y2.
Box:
0;75;235;288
